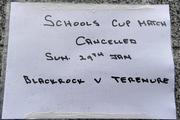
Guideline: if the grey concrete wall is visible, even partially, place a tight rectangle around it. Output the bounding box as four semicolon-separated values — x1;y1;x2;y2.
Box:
0;0;179;119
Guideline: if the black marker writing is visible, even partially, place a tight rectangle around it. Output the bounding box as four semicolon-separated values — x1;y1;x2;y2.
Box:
45;52;70;61
79;52;104;61
23;75;85;85
111;76;169;84
112;19;131;27
137;20;167;27
44;15;55;26
110;54;132;60
43;15;100;27
94;78;102;84
76;36;137;46
23;75;169;85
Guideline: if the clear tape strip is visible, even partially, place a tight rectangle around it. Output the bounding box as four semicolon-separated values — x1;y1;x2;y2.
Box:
25;112;153;119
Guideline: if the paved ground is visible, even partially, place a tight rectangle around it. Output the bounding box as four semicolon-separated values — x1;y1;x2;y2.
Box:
0;0;179;119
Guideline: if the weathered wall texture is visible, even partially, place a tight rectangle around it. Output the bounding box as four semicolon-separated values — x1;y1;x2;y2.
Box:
0;0;179;119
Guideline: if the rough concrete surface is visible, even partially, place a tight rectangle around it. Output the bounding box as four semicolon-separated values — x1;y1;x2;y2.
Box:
0;0;179;119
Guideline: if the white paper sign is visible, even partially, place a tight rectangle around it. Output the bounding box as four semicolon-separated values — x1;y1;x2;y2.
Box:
2;3;176;119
